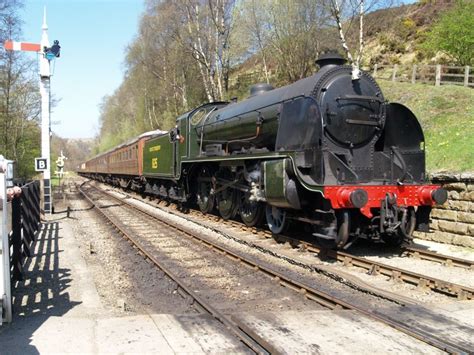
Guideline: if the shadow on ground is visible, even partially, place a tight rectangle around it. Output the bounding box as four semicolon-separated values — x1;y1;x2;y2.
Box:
0;222;81;354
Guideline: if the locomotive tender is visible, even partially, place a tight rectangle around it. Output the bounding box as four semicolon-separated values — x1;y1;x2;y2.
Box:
79;53;447;249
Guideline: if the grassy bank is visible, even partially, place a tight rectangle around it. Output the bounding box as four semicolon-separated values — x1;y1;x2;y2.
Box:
379;81;473;173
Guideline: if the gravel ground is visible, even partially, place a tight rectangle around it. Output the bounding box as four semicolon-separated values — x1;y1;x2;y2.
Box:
62;179;195;316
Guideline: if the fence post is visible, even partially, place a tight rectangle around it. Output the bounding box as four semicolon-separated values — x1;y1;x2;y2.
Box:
392;64;398;82
20;186;32;257
33;181;40;227
435;64;441;86
464;66;470;87
411;65;417;84
373;64;378;77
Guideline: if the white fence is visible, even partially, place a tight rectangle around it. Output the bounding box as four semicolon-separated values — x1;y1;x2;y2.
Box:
371;64;473;87
0;157;13;324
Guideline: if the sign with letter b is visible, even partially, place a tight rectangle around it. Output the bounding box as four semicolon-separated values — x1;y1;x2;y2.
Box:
35;157;48;171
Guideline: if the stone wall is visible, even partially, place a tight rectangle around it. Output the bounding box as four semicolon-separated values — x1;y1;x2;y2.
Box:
414;173;474;248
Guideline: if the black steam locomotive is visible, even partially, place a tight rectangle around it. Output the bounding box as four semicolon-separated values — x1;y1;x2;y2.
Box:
80;53;447;249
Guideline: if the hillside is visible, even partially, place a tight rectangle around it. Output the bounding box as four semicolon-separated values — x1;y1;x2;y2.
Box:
380;81;473;172
362;0;458;65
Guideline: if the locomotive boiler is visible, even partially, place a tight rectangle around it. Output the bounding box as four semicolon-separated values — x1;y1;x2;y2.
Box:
79;53;447;249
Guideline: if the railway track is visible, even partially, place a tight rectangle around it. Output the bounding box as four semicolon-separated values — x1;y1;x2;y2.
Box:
80;182;473;353
298;242;474;300
80;184;274;354
192;214;474;300
403;246;474;269
100;183;473;301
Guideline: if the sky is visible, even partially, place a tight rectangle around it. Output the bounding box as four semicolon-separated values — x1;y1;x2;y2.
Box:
21;0;144;139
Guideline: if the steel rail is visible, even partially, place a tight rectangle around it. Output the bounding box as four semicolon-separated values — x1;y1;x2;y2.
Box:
404;246;474;269
305;244;474;300
82;184;472;354
79;186;271;355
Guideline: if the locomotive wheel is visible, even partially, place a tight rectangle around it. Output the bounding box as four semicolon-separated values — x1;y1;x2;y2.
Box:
239;192;264;227
196;167;215;214
314;210;350;249
382;207;416;247
265;205;289;234
217;187;238;220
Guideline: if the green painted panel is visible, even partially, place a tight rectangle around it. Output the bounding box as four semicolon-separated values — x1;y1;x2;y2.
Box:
143;134;175;176
264;158;290;207
176;117;188;178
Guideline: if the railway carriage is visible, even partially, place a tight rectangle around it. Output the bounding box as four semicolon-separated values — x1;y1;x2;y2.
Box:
79;53;447;249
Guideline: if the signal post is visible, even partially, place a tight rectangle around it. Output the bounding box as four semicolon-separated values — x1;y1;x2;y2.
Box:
39;12;52;214
4;9;60;214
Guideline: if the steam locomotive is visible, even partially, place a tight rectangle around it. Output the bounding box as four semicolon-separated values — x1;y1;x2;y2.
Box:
79;53;447;249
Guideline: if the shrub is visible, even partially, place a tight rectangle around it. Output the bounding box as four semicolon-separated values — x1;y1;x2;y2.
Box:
421;1;474;66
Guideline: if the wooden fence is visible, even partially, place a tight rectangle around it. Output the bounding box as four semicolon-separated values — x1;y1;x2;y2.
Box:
10;181;41;282
230;64;473;90
371;64;473;87
1;177;40;324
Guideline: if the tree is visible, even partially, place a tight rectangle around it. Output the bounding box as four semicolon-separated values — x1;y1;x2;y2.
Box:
326;0;398;79
423;1;473;66
235;0;334;83
232;0;272;83
0;0;41;179
178;0;235;101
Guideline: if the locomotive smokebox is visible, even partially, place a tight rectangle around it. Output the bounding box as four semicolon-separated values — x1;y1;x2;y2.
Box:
315;52;346;69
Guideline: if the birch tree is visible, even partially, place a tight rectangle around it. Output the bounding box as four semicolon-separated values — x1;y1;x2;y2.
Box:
179;0;235;101
327;0;397;79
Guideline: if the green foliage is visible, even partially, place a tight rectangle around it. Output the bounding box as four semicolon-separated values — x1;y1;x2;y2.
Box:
0;1;42;180
15;122;41;179
380;81;474;172
422;1;474;66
